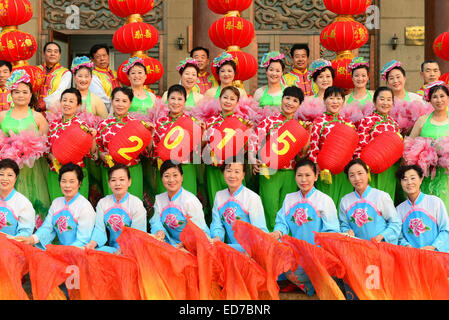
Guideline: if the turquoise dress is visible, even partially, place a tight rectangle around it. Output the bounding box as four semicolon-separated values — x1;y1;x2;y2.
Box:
420;112;449;212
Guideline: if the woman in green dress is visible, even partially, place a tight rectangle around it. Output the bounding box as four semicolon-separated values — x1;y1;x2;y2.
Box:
253;51;285;109
162;58;203;110
410;81;449;211
345;57;374;108
204;52;247;100
0;70;50;221
71;56;108;118
125;57;157;114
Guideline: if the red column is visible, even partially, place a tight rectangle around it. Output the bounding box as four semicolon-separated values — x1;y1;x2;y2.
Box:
426;0;449;72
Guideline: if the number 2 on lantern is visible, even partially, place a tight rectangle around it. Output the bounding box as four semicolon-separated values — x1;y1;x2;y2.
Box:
216;128;236;150
164;126;185;150
272;130;296;156
118;136;144;161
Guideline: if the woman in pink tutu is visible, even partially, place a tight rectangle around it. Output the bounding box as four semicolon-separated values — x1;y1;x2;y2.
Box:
409;81;449;211
0;70;50;222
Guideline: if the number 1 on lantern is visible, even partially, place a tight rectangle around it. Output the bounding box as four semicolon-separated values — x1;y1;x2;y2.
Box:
216;128;236;151
272;130;296;156
118;136;144;161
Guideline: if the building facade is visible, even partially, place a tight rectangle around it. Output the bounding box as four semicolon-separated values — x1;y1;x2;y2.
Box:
16;0;434;96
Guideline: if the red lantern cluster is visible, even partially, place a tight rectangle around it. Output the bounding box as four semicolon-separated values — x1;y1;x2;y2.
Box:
320;0;371;89
109;0;163;86
0;0;44;92
208;1;257;82
433;32;449;84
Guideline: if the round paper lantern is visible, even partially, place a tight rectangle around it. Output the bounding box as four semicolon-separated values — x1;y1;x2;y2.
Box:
13;64;45;93
320;18;369;53
113;22;159;54
360;131;404;174
156;116;202;163
207;0;252;14
332;55;355;89
51;124;93;165
0;30;37;62
433;32;449;61
259;119;310;170
208;116;251;162
108;0;155;18
108;120;153;165
323;0;372;15
209;16;255;50
227;50;258;82
0;0;33;27
440;72;449;85
317;123;359;175
117;55;163;86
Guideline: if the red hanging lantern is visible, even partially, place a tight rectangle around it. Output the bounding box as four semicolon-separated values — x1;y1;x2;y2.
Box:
117;55;163;86
208;116;251;163
51;124;93;165
440;72;449;85
0;0;33;27
113;22;159;54
108;0;155;17
320;18;369;52
207;0;252;14
360;131;404;174
156;116;202;163
227;50;258;82
259;120;310;170
433;32;449;61
317;123;359;175
209;16;255;50
13;64;45;93
108;120;153;165
323;0;372;15
0;30;37;62
332;55;355;89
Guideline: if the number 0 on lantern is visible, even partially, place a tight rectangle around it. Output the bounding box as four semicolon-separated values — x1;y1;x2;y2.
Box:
164;126;185;150
271;130;296;156
118;136;144;161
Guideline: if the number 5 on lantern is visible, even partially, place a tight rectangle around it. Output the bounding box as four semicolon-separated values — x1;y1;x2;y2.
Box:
216;128;236;150
118;136;144;161
272;130;296;156
164;126;185;150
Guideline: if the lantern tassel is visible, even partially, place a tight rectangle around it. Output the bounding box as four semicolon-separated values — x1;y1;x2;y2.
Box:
320;169;332;184
53;158;62;174
157;158;163;170
105;155;115;168
260;164;270;180
211;150;218;167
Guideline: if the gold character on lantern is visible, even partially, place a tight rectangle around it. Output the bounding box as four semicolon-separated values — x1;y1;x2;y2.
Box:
7;41;15;50
134;30;143;40
226;21;234;30
145;29;152;38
